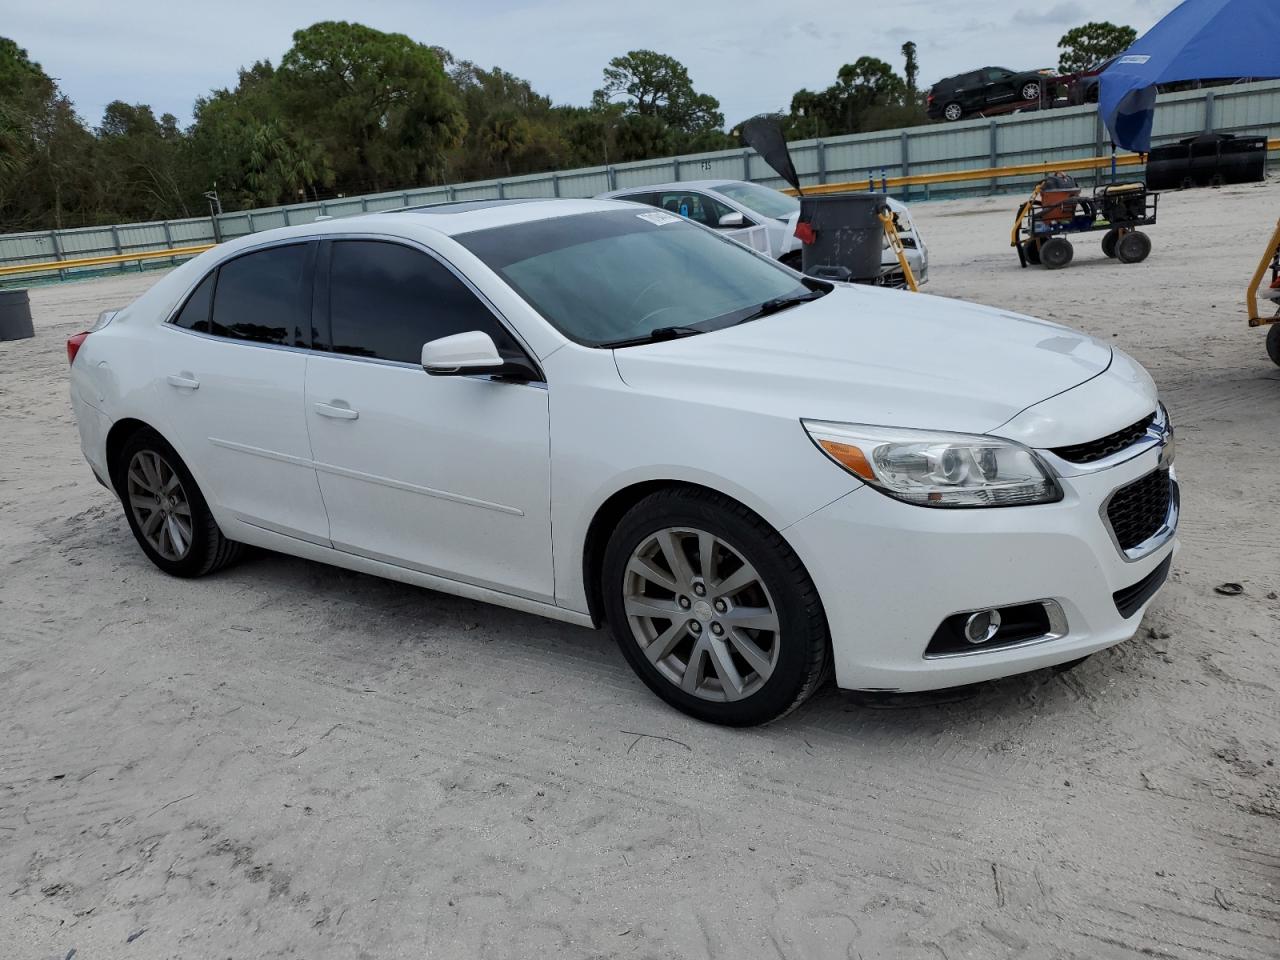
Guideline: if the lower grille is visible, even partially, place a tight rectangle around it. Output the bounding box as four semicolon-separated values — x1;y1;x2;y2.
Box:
1106;469;1173;551
1114;556;1173;618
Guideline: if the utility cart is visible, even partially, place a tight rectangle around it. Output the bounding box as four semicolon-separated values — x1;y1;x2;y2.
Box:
1011;174;1159;270
1245;216;1280;366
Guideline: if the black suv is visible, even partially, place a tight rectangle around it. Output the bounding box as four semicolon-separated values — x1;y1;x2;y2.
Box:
927;67;1051;121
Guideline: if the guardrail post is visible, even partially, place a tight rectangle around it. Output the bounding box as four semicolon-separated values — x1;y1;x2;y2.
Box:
49;231;66;281
361;197;369;212
989;121;999;192
552;173;561;198
900;131;910;200
673;158;681;181
742;149;751;181
816;141;827;185
1204;89;1216;133
246;212;256;234
282;208;291;226
607;166;617;190
162;221;176;266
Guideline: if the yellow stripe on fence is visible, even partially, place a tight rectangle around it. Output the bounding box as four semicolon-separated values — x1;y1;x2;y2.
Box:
784;139;1280;196
0;244;215;278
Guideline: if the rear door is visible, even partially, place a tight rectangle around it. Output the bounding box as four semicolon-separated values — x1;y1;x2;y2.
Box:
156;242;330;544
304;238;554;601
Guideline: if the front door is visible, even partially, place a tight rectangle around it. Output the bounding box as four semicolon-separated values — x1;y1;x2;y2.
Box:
304;239;554;602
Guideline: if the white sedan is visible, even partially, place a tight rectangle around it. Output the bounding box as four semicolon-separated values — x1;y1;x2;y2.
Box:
68;199;1177;725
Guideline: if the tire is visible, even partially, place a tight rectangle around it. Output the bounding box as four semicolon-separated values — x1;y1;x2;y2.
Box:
1040;237;1074;269
1021;82;1041;101
601;488;829;726
1101;227;1121;258
114;428;244;578
1116;230;1152;264
943;102;963;122
1266;323;1280;367
1024;239;1042;265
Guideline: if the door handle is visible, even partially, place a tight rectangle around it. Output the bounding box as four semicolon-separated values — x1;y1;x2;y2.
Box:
166;374;200;390
314;401;359;421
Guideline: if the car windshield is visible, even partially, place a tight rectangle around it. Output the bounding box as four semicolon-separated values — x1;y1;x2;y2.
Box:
456;209;815;347
714;182;800;220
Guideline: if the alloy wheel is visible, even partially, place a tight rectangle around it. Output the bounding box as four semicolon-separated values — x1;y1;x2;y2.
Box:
126;449;193;561
1022;82;1041;101
622;526;780;702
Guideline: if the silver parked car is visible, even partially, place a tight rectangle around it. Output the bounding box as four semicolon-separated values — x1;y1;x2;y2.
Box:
596;179;928;286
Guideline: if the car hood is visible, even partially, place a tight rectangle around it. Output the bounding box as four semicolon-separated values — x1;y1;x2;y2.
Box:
612;286;1112;436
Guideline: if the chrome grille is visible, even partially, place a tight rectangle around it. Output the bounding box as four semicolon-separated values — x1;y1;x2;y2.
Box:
1052;412;1156;464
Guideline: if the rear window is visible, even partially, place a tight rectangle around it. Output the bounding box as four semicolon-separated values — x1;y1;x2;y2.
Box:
209;244;312;347
457;209;806;347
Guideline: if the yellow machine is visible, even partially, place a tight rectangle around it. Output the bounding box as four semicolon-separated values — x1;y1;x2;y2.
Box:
879;209;918;292
1245;217;1280;366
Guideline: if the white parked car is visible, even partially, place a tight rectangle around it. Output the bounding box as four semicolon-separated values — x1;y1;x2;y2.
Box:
597;179;928;285
69;199;1176;726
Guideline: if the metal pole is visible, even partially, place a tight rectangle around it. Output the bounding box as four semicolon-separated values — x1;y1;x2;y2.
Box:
742;149;751;181
497;181;506;199
162;221;175;266
552;173;561;198
900;131;911;200
816;141;826;185
673;158;680;181
607;166;617;190
990;120;999;192
1203;89;1216;133
49;231;66;281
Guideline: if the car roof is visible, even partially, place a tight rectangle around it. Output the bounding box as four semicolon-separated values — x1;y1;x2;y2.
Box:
599;180;739;197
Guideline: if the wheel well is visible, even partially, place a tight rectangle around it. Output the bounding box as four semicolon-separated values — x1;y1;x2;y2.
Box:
582;479;728;625
104;418;155;494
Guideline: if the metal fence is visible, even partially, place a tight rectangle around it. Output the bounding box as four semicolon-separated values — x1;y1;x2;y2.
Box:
3;79;1279;283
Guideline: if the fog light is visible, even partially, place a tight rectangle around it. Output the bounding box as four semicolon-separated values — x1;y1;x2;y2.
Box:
964;609;1002;645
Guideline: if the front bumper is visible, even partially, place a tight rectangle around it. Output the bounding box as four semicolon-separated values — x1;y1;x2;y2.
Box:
785;439;1177;692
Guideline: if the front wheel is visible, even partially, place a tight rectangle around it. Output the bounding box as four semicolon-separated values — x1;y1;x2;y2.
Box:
602;489;829;726
1117;230;1152;264
943;102;963;122
115;428;244;577
1021;82;1042;101
1040;237;1074;269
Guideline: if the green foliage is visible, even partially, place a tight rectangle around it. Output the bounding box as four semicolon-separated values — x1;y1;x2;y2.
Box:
0;25;931;232
1058;21;1138;74
783;56;921;139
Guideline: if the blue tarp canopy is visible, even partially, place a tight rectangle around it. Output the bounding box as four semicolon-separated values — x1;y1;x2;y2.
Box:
1099;0;1280;153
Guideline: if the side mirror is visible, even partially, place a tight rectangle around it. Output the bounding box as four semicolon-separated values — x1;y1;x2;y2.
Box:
421;330;541;382
421;331;505;375
718;211;747;228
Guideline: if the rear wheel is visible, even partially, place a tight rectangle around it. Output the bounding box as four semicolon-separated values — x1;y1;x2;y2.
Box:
1266;323;1280;367
1024;239;1042;265
602;488;829;726
115;429;243;577
1117;230;1152;264
1101;227;1121;258
943;102;963;122
1040;237;1074;269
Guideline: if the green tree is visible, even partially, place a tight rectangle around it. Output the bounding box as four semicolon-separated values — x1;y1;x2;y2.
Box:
278;21;466;192
1058;21;1137;74
901;41;919;100
594;50;724;135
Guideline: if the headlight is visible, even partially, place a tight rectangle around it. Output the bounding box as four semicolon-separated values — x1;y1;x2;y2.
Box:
802;420;1062;508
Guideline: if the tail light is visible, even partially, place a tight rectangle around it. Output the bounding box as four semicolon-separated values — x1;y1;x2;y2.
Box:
66;309;118;366
67;332;90;365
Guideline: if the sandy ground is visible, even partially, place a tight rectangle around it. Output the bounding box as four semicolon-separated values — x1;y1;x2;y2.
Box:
2;181;1278;960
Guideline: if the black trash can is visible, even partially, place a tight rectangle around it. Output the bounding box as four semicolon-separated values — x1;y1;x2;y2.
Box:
0;288;35;342
798;193;887;282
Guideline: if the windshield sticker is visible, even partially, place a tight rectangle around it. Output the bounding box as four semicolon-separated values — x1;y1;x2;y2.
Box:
636;211;681;226
1118;55;1150;64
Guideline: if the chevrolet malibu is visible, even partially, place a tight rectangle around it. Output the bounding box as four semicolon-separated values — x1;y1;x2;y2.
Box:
67;199;1178;726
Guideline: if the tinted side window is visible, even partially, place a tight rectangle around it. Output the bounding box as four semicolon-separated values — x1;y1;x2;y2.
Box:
327;240;521;365
172;272;215;332
209;244;311;347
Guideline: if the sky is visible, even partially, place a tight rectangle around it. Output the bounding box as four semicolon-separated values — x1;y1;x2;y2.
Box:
6;0;1182;129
